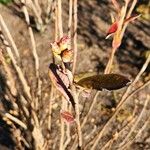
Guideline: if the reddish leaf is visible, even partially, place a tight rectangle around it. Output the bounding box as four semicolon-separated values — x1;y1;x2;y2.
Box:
60;110;75;123
106;22;118;39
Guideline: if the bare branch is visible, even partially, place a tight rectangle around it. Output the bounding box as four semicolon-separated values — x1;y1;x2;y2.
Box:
0;24;31;100
1;111;27;129
72;0;78;74
57;0;63;37
119;95;149;149
0;14;20;59
20;0;41;108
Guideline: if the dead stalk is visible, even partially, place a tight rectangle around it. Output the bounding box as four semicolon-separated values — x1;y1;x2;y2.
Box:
0;25;31;100
24;0;43;30
81;92;99;128
48;85;54;131
64;105;72;149
104;47;116;74
57;0;63;37
59;98;66;150
123;79;150;104
0;14;20;59
0;48;17;97
117;53;150;110
21;0;41;108
101;102;138;150
72;86;82;148
123;117;150;150
119;95;149;149
121;0;138;41
60;1;73;148
100;80;150;150
71;92;100;150
68;0;73;38
1;111;27;129
72;0;77;75
34;0;42;16
46;0;53;20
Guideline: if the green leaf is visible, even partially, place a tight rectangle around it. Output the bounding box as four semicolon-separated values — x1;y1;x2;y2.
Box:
76;73;130;91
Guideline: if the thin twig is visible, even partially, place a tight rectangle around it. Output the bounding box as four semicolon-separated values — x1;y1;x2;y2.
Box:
104;47;116;74
62;2;73;148
0;22;31;100
71;91;100;150
72;86;82;148
101;82;150;150
68;0;73;38
57;0;63;37
59;98;66;150
64;104;72;149
1;111;27;129
23;0;43;30
46;0;53;22
122;117;150;150
101;118;136;150
0;14;20;59
121;0;138;43
21;0;41;108
81;92;100;128
72;0;77;74
34;0;42;16
124;79;150;103
0;48;17;97
119;95;149;149
48;85;54;131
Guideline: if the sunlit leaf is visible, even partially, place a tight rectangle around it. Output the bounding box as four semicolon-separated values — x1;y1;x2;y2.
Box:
76;74;130;91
